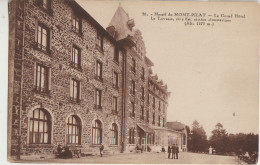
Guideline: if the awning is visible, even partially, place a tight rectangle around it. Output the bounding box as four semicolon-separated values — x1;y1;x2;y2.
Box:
137;124;155;134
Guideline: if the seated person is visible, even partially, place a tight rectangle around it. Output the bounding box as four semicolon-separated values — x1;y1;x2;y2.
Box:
58;146;72;159
56;145;63;158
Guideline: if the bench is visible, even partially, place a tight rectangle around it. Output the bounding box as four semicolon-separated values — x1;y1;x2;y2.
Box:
80;149;95;157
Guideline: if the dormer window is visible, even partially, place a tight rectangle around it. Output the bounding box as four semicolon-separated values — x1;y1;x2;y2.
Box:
127;19;135;31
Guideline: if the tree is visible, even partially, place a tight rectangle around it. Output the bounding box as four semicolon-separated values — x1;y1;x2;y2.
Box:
209;123;229;154
189;120;208;152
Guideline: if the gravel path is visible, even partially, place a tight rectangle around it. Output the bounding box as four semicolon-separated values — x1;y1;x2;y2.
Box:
15;151;239;164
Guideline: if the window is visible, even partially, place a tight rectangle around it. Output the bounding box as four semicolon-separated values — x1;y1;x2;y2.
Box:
112;96;118;113
163;118;165;127
141;67;145;80
29;109;51;144
35;64;49;93
95;89;102;109
96;32;103;51
141;106;144;120
114;47;119;63
131;58;136;73
152;112;155;124
163;104;165;113
92;120;102;145
110;123;118;145
71;45;81;69
35;0;51;12
70;79;80;102
159;101;161;110
129;128;135;144
131;102;135;118
141;87;145;100
67;115;81;144
131;80;135;96
72;14;82;34
147;110;149;123
153;97;155;108
37;23;50;52
113;71;119;88
96;61;102;81
158;115;160;126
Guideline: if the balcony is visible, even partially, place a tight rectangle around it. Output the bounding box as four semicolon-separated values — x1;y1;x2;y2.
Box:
70;61;82;71
34;86;50;96
70;97;80;103
34;43;52;56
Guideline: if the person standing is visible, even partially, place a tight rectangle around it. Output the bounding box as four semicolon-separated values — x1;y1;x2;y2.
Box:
57;145;62;157
100;143;104;157
171;144;176;159
209;146;213;154
175;144;179;159
167;145;171;159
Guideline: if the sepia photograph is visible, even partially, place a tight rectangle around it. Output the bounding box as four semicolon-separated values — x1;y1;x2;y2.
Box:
4;0;260;164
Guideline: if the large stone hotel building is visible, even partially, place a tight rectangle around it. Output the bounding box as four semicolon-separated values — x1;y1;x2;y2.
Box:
8;0;187;159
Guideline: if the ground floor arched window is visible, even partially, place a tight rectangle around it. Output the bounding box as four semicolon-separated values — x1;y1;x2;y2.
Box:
92;120;102;144
67;115;81;144
29;108;51;144
110;123;118;145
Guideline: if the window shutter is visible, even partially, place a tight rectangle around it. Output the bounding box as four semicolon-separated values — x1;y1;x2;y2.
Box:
35;20;38;43
79;49;81;68
112;70;114;84
71;44;73;62
49;28;52;51
79;81;81;100
100;90;102;106
70;78;72;98
48;68;51;90
34;62;37;88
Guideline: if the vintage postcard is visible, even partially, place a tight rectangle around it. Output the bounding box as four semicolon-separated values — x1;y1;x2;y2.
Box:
5;0;260;164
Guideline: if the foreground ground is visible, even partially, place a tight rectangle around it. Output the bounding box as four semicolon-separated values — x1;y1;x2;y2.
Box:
16;151;239;164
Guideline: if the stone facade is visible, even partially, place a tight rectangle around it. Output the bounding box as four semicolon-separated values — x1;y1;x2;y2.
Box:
8;0;174;159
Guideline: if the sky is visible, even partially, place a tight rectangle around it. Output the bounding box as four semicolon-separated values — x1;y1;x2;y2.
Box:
75;0;260;137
